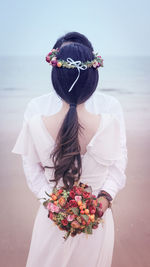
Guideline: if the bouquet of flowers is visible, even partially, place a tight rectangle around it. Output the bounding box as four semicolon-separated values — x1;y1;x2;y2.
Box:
39;182;104;241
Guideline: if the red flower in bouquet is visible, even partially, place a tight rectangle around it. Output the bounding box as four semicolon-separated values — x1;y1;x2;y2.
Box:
82;191;91;199
69;199;78;208
64;202;70;209
73;186;83;195
97;208;104;218
48;212;53;220
81;217;86;225
61;218;68;226
89;205;96;214
92;224;99;229
69;190;75;199
58;189;63;194
85;198;93;206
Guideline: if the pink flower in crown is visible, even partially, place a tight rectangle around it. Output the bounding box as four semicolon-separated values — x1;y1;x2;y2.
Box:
51;56;57;66
75;195;82;202
46;55;50;63
67;214;75;222
45;51;54;63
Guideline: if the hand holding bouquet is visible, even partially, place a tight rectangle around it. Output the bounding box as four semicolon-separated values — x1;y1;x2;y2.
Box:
39;182;104;241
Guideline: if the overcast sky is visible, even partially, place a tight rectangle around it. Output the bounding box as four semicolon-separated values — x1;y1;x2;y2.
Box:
0;0;150;56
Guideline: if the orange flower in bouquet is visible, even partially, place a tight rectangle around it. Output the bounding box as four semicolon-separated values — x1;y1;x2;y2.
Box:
39;182;104;241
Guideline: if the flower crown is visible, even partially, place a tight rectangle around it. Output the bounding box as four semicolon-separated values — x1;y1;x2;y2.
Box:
45;48;104;69
45;48;104;92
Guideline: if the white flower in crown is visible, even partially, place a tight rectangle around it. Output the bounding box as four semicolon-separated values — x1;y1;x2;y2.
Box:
93;60;99;68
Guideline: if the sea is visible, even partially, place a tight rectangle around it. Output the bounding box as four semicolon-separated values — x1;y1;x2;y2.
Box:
0;55;150;128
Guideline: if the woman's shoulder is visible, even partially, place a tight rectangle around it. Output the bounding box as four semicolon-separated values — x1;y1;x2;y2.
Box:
86;112;122;166
92;91;122;111
27;114;42;131
24;91;60;121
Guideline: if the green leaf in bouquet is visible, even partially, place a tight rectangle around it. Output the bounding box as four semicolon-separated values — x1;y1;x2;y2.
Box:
76;216;82;223
70;227;74;233
85;224;93;234
59;214;64;219
62;191;69;198
52;187;57;194
56;217;60;223
63;194;68;200
64;230;71;241
43;199;50;207
37;197;47;201
84;185;92;194
58;214;65;220
71;207;79;215
45;191;51;197
81;214;89;222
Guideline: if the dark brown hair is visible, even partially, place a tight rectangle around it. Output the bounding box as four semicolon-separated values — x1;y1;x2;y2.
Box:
45;38;99;191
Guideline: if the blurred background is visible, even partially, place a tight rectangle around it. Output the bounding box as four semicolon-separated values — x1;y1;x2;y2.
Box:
0;0;150;266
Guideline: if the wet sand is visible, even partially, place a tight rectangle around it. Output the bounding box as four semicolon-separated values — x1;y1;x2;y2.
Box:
0;92;150;267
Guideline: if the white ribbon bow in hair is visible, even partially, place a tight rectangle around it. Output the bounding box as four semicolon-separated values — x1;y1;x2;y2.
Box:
67;58;87;92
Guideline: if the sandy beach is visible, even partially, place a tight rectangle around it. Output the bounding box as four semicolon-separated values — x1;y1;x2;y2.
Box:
0;91;150;267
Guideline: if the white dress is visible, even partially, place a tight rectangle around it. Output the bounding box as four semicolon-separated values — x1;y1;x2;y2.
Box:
12;90;128;267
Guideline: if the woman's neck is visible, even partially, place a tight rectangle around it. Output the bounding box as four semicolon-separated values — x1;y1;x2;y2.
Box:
61;100;86;113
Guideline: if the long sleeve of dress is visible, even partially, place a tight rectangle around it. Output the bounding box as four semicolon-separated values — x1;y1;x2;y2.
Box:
23;101;54;204
21;155;52;204
11;112;53;205
100;98;128;200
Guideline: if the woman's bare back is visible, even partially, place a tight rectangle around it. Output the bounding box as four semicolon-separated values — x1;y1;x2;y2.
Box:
42;102;101;156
